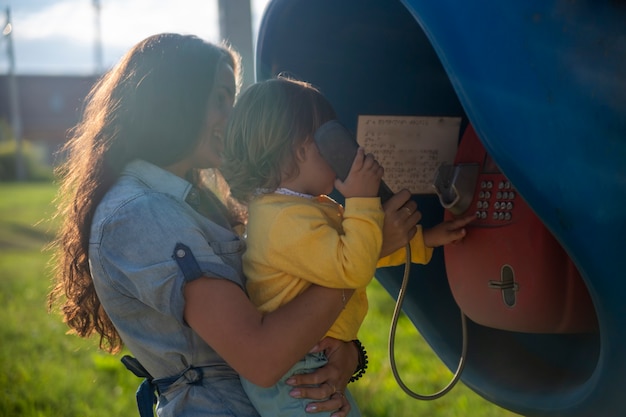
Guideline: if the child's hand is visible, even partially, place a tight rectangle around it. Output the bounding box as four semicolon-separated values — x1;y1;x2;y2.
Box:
423;213;475;248
335;147;384;198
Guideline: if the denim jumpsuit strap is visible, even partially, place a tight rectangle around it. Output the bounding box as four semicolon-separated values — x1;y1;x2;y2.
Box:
121;355;158;417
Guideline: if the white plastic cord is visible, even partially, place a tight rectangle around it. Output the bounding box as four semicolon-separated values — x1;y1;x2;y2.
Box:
388;243;468;400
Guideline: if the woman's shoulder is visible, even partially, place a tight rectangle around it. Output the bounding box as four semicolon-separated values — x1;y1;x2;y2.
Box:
95;178;191;234
104;181;177;212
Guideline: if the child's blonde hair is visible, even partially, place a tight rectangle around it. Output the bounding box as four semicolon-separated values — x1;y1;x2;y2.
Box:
221;76;336;203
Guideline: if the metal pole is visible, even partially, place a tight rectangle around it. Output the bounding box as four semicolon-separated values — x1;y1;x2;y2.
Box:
92;0;103;74
3;7;25;181
218;0;254;88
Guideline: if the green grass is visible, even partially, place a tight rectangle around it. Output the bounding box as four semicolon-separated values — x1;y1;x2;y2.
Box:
0;183;519;417
0;183;139;417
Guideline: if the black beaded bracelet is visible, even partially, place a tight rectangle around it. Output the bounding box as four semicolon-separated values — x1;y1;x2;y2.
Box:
349;339;368;383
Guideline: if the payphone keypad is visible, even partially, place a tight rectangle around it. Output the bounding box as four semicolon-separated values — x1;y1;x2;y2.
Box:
473;174;517;225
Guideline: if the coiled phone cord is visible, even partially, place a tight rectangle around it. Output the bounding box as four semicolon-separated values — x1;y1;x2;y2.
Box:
388;243;468;400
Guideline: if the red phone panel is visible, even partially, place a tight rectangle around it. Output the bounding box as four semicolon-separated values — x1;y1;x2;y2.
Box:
443;125;597;333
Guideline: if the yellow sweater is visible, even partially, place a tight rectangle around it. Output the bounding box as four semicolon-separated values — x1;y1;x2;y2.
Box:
243;193;433;341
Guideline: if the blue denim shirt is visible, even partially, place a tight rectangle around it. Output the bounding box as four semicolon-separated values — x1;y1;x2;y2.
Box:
89;159;258;417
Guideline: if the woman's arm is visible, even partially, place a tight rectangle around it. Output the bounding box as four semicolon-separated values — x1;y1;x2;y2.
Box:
380;189;422;257
185;190;419;404
184;277;352;387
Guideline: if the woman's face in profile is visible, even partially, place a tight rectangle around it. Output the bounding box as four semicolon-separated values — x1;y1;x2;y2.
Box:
194;61;237;169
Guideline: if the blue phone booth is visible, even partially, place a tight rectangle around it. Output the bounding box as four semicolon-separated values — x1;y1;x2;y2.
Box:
255;1;626;416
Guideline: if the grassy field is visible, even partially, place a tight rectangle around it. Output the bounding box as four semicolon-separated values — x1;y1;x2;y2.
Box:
0;182;520;417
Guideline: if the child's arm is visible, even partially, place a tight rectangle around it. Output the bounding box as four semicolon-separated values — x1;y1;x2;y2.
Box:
377;225;433;267
253;149;386;290
377;213;475;267
260;196;383;290
423;214;475;248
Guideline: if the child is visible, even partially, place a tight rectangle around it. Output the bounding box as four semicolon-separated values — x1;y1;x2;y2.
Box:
220;76;472;417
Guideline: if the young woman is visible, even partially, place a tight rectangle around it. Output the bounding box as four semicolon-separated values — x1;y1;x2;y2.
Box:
48;33;421;417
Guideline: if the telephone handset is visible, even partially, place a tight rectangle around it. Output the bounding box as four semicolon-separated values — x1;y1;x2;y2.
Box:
314;120;395;203
437;125;597;333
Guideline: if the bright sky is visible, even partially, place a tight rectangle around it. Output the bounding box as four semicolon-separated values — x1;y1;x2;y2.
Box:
0;0;269;74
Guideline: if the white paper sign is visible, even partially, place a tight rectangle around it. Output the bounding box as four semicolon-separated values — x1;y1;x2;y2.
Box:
356;115;461;194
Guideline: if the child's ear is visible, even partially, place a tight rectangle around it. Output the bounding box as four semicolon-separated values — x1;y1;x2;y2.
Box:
294;141;308;162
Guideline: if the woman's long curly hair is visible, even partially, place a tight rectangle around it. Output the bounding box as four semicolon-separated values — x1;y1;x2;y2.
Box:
48;33;241;353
